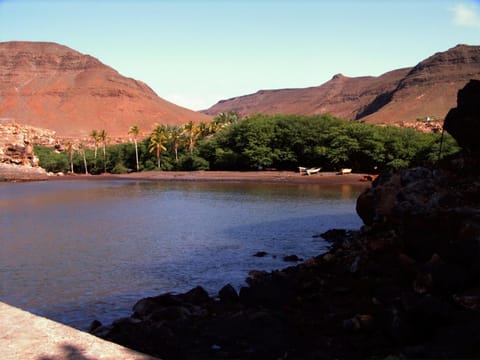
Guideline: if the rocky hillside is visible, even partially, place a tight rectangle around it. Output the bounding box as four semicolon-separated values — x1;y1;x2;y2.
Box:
0;41;210;138
204;44;480;125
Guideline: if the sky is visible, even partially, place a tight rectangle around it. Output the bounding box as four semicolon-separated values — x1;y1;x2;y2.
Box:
1;0;480;110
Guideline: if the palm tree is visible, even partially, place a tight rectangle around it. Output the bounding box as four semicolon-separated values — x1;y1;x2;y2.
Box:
97;129;108;173
78;143;88;175
182;120;200;154
212;111;240;131
89;130;99;167
149;125;168;169
167;125;183;162
65;141;75;174
128;125;141;171
197;122;211;137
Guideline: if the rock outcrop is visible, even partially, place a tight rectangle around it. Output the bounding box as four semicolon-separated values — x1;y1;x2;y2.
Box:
0;41;210;138
444;79;480;153
0;122;52;179
204;44;480;127
91;81;480;359
0;122;56;165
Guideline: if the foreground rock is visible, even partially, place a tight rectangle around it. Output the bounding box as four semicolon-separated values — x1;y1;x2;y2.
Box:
444;79;480;153
91;81;480;359
0;163;49;181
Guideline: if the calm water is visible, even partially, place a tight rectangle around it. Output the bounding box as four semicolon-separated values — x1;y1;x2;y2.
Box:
0;179;364;329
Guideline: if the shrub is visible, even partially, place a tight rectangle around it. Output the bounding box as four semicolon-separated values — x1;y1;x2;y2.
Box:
178;155;210;171
111;162;129;174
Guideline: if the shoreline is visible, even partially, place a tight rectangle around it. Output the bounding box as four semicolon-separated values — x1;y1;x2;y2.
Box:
1;167;374;187
116;170;372;186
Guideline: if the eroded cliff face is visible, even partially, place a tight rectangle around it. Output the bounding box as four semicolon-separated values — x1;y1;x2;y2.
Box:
0;41;210;138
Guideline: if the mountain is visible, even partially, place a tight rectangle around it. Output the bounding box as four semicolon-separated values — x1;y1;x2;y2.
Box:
0;41;210;138
204;44;480;125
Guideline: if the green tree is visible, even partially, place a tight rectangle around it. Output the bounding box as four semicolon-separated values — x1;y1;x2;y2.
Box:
89;129;99;168
182;120;200;154
167;125;183;162
34;145;69;173
65;141;75;174
213;111;240;130
149;125;168;169
78;143;89;175
97;129;108;173
128;125;142;171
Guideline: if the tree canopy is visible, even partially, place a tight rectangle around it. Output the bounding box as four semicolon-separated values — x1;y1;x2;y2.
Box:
35;113;460;174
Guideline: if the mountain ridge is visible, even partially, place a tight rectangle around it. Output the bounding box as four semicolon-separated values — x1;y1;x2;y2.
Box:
0;41;210;138
204;44;480;125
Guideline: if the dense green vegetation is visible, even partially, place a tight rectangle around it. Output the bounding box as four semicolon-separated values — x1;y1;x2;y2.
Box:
35;113;460;175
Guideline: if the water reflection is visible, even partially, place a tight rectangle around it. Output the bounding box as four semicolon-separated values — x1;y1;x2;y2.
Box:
0;180;364;329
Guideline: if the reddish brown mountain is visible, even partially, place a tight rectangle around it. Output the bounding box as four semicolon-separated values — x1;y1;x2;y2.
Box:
0;41;210;138
363;44;480;124
204;44;480;125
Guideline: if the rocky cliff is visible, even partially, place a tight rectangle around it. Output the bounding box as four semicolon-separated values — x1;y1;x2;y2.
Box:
204;44;480;126
92;81;480;359
0;41;210;138
0;122;54;179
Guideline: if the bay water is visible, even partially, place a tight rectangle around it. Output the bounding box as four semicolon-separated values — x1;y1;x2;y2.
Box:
0;179;364;329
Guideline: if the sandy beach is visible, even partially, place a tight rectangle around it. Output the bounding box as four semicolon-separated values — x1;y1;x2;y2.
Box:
1;165;374;187
115;170;373;186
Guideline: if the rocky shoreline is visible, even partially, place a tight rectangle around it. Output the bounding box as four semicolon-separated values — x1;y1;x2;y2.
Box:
89;81;480;359
0;163;49;181
89;157;480;359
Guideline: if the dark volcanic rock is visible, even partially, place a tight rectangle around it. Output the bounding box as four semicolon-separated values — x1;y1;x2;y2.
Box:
253;251;268;257
444;79;480;153
218;284;239;303
282;254;303;262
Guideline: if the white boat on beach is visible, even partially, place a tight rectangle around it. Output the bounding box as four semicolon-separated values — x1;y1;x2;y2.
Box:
298;167;322;175
338;168;352;175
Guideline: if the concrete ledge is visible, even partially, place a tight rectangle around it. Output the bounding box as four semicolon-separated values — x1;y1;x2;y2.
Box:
0;302;160;360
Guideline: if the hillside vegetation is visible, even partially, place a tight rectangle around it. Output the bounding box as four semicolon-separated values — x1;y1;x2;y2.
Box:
35;113;459;175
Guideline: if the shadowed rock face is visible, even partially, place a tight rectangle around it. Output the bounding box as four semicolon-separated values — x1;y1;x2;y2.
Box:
0;41;210;138
444;79;480;153
204;44;480;126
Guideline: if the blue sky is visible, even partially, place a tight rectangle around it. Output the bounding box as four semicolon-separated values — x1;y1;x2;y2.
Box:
1;0;479;110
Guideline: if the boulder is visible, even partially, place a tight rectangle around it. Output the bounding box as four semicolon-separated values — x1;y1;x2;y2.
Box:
253;251;268;257
218;284;239;303
283;254;303;262
444;79;480;153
